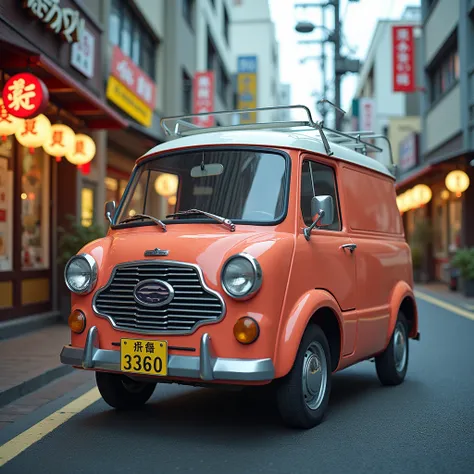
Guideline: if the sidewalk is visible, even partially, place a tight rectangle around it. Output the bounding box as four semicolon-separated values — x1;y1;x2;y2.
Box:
0;324;72;408
415;282;474;312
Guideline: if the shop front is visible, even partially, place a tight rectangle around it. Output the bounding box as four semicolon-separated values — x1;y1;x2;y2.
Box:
0;0;127;321
396;148;473;283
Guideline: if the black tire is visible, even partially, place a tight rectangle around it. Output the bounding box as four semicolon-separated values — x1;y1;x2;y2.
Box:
276;324;332;429
96;372;156;410
375;313;409;386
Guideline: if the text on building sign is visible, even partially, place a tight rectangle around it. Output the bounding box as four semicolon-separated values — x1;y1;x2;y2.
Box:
23;0;85;43
392;26;415;93
193;72;215;127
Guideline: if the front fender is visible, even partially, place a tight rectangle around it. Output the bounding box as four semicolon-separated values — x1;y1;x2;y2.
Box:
273;289;343;379
387;281;418;345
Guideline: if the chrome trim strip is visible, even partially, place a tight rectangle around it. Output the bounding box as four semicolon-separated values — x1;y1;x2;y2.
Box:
92;260;226;336
221;253;263;300
60;326;275;382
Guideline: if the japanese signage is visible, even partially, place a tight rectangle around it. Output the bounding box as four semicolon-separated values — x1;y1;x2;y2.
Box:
71;28;95;78
23;0;85;43
106;76;152;127
110;46;156;110
192;72;215;127
392;26;415;93
2;73;49;119
237;56;257;124
399;133;419;172
359;97;376;132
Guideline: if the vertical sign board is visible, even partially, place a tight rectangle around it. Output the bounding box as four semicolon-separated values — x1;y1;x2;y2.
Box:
193;72;215;127
392;26;415;93
399;132;419;173
359;97;376;132
237;56;257;124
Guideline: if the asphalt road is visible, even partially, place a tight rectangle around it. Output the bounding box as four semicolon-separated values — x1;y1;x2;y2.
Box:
1;296;474;474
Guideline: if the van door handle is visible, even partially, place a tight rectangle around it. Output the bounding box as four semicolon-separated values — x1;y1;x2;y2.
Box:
340;243;357;253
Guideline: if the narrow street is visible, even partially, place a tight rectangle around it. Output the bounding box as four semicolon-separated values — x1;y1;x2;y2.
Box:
1;293;473;474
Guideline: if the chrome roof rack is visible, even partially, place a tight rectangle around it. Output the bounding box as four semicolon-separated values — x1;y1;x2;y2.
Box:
160;103;396;173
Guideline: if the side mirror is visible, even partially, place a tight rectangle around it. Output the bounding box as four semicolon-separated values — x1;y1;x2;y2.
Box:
304;195;334;240
105;201;116;224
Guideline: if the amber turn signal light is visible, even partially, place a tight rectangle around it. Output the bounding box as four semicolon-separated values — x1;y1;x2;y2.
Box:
233;317;260;344
68;310;86;334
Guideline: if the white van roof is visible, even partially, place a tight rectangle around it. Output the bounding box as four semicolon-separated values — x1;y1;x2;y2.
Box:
141;129;394;179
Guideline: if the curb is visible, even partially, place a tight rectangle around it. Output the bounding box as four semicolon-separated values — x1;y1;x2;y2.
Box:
0;311;61;341
0;365;74;409
415;287;474;312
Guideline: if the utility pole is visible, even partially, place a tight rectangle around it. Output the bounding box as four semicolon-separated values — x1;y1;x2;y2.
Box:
333;0;342;129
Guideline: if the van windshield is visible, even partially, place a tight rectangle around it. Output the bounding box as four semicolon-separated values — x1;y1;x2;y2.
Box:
114;148;289;226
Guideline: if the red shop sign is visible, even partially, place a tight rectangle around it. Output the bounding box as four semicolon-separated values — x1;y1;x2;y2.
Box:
392;25;415;93
193;72;215;127
2;73;49;119
110;46;156;109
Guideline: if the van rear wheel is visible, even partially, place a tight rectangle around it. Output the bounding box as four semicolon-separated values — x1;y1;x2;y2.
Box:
276;324;332;429
375;313;409;386
96;372;156;410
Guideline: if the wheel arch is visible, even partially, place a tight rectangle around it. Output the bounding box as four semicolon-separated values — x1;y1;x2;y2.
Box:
387;281;419;345
274;289;343;378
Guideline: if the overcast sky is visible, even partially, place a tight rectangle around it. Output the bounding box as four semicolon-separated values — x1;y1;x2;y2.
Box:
268;0;421;123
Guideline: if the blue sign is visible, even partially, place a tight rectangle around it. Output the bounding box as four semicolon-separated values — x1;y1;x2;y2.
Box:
237;56;257;74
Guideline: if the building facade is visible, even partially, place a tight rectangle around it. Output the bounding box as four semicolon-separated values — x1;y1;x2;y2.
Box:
0;0;127;322
347;7;422;170
396;0;474;282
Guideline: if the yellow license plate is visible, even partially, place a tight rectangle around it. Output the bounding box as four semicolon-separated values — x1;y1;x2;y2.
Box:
120;338;168;376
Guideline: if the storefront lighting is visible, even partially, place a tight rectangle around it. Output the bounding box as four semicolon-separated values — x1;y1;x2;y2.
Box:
168;195;177;206
65;133;96;168
441;189;450;200
445;170;470;197
21;193;27;200
412;184;432;207
155;173;179;197
43;123;75;162
15;114;51;153
0;98;23;141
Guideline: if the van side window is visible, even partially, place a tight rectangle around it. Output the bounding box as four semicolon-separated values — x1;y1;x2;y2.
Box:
300;160;341;231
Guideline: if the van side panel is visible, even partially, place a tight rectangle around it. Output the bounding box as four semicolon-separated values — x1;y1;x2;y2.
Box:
339;165;411;360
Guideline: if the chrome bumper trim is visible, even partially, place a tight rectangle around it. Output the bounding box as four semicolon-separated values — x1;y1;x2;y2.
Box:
60;326;275;382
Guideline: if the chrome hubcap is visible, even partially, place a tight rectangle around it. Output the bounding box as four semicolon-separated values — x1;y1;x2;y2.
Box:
393;323;407;372
302;341;328;410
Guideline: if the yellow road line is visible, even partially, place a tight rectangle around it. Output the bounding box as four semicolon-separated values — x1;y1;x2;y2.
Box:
0;387;101;468
414;290;474;321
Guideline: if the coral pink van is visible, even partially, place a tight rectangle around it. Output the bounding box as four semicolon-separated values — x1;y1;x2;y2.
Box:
60;105;419;429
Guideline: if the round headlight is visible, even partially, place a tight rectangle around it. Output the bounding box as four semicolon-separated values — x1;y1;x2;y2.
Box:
64;253;98;295
221;253;262;299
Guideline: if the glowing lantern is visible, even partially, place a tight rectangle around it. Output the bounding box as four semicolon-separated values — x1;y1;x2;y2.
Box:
412;184;432;207
168;195;177;206
155;173;178;197
440;189;450;200
65;134;96;169
15;113;51;153
445;170;470;198
43;124;75;162
0;98;23;141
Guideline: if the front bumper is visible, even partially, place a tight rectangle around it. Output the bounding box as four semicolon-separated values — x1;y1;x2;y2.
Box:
60;326;275;382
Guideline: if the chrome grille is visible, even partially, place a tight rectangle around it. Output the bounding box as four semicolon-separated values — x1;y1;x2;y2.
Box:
93;261;225;334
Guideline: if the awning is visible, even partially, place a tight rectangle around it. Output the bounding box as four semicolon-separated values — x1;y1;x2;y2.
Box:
396;164;435;191
0;29;128;130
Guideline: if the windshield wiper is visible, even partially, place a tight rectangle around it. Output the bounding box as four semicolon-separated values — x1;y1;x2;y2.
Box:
119;213;167;232
166;208;235;232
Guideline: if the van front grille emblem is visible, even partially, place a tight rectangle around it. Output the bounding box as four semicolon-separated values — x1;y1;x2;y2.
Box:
144;248;169;257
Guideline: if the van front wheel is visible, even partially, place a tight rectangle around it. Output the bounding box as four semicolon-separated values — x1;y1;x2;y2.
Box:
276;325;332;429
96;372;156;410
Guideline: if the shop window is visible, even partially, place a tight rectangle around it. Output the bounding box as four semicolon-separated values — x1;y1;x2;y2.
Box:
109;0;157;79
448;199;462;251
21;147;50;270
0;137;14;272
81;185;96;228
433;191;448;256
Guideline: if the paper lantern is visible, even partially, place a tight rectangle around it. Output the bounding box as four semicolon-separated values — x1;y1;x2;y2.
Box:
0;98;23;141
65;133;96;168
445;170;470;197
15;113;51;153
155;173;178;197
168;195;177;206
412;184;432;207
440;189;450;200
43;124;75;162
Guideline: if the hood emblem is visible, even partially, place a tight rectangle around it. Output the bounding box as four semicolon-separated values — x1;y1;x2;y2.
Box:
133;279;174;307
144;248;169;257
